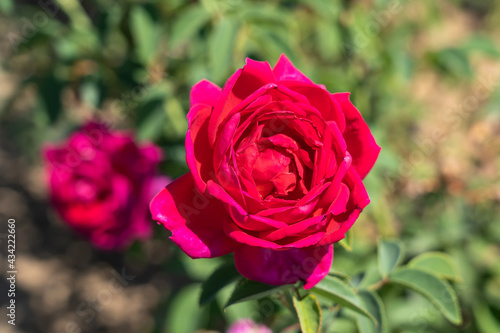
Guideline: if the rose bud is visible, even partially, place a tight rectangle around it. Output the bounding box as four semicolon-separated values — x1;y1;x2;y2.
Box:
44;121;169;250
151;55;380;288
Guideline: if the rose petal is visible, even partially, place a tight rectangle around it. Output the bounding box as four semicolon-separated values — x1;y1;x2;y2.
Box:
327;183;350;215
186;104;215;193
229;209;289;231
313;121;346;182
224;216;326;249
209;59;275;145
224;221;282;249
273;54;313;84
284;82;346;131
190;79;221;108
208;68;242;146
214;112;240;173
231;58;275;101
260;214;327;241
333;92;381;179
318;208;362;246
150;173;238;258
234;245;333;289
318;168;370;245
206;180;249;217
256;182;330;223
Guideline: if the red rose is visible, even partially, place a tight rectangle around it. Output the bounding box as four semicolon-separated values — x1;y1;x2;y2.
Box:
151;55;380;288
44;121;169;250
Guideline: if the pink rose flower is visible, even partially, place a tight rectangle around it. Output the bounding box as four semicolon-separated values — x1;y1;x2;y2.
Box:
44;121;169;250
151;55;380;288
227;319;272;333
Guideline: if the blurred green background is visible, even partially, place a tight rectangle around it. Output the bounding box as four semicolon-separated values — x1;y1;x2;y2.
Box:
0;0;499;332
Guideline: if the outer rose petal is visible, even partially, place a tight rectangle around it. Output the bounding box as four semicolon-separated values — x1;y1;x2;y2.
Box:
186;104;215;193
150;173;238;258
333;92;381;179
273;54;313;84
317;168;370;246
190;79;221;107
234;245;333;289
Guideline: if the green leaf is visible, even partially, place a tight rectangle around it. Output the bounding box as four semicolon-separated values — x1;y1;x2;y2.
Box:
356;290;387;333
299;0;339;19
163;97;188;140
0;0;13;14
170;5;211;50
37;74;65;124
378;240;403;277
311;275;378;325
473;301;500;333
462;36;500;58
408;252;461;282
338;229;353;252
358;264;383;289
137;102;167;141
325;317;358;333
179;252;222;281
54;37;80;60
209;18;238;83
165;285;206;333
328;268;351;282
428;48;473;79
315;20;342;60
200;263;241;306
80;79;100;108
225;279;290;308
293;293;322;333
130;6;159;65
217;283;257;323
250;26;296;63
241;5;291;27
389;268;462;325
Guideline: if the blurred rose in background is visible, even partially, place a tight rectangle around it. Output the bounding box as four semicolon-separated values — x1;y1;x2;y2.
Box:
43;121;169;250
